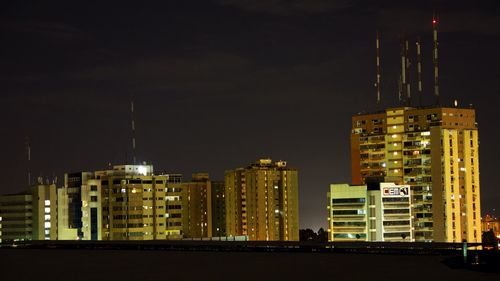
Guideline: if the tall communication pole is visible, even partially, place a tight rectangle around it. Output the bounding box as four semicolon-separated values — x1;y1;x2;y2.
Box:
416;37;423;107
131;97;137;165
432;13;440;105
375;31;382;106
26;136;31;186
405;39;411;106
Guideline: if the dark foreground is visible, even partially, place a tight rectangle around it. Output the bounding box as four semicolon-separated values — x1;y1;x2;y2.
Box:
1;248;499;281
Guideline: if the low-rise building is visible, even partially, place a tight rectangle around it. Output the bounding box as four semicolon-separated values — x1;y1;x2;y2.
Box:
327;182;413;242
0;183;57;242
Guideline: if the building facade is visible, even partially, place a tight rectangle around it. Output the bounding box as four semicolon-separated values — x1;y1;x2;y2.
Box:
225;159;299;241
182;173;212;238
351;106;481;242
327;182;413;242
165;174;183;239
0;183;57;242
95;165;167;241
482;214;500;238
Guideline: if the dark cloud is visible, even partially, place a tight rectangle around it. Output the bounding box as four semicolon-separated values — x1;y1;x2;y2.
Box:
216;0;356;14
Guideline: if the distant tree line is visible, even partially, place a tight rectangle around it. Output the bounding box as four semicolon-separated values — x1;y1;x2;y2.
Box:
299;228;328;242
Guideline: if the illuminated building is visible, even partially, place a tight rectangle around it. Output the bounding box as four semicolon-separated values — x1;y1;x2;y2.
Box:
81;178;102;240
182;173;212;238
57;172;93;239
351;106;481;242
59;165;170;241
482;214;500;238
58;172;94;240
165;173;183;239
0;183;57;242
327;182;413;242
181;173;226;238
31;184;58;240
96;165;167;240
225;159;299;241
211;180;226;237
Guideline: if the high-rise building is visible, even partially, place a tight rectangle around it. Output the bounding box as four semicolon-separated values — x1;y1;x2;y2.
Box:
181;173;227;239
0;183;57;242
225;159;299;241
182;173;212;238
60;172;93;239
327;182;413;242
59;165;171;241
96;165;167;240
351;106;481;242
211;180;226;237
165;173;183;239
58;172;94;240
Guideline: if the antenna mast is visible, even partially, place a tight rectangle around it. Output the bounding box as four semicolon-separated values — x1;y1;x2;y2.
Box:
399;35;407;105
376;31;382;106
26;136;31;186
131;97;136;165
416;37;423;107
432;13;440;105
405;39;411;106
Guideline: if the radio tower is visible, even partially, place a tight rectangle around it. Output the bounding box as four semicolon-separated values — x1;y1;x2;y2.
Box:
416;37;423;107
130;97;137;165
432;13;440;105
375;31;382;106
26;136;31;186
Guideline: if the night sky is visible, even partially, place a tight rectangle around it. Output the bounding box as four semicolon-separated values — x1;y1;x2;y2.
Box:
1;1;499;230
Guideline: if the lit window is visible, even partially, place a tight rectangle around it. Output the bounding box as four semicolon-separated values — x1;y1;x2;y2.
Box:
44;222;51;228
44;200;50;206
44;207;50;213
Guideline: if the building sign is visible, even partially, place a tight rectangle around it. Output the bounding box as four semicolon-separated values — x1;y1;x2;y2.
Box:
382;186;409;197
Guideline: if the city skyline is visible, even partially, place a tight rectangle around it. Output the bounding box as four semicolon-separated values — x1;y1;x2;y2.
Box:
1;1;500;230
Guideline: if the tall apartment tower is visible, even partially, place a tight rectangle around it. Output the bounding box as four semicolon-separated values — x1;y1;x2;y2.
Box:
165;173;183;239
182;173;212;238
351;106;481;242
96;165;167;240
225;159;299;241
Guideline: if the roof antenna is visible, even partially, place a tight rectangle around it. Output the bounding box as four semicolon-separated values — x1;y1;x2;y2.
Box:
399;34;407;105
405;39;411;106
416;36;423;107
25;136;31;186
432;12;440;105
375;30;382;106
397;74;403;104
130;96;137;165
400;34;411;106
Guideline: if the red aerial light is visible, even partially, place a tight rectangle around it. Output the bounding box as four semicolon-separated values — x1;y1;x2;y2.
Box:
432;19;437;24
